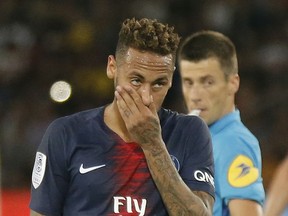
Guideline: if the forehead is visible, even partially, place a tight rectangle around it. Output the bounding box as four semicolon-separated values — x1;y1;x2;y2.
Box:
180;58;224;79
119;48;174;71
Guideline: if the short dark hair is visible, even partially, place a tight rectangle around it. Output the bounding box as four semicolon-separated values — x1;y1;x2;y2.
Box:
116;18;180;63
178;30;238;78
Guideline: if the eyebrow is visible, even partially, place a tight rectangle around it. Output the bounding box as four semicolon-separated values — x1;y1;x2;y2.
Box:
200;74;214;81
129;71;144;79
182;74;214;82
130;71;169;81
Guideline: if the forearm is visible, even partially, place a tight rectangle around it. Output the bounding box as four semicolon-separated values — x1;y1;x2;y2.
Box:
229;199;263;216
113;85;213;214
265;157;288;216
143;141;213;216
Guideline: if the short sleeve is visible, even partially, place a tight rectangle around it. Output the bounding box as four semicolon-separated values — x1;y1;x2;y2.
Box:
214;134;265;205
30;118;70;215
180;117;215;198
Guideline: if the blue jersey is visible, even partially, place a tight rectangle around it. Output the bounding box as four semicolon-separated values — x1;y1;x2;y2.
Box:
30;106;215;216
210;109;265;216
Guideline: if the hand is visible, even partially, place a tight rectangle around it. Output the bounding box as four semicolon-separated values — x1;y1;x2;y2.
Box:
114;85;162;148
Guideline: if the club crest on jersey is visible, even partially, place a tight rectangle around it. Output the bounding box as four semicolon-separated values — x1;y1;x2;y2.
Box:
32;152;47;189
228;154;259;187
170;155;180;171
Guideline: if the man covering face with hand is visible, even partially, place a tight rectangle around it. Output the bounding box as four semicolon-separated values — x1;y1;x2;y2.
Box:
30;18;215;216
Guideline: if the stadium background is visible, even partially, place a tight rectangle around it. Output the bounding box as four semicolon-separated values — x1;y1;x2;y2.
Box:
0;0;287;215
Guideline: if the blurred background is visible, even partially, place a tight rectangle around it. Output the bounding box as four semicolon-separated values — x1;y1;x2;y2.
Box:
0;0;287;215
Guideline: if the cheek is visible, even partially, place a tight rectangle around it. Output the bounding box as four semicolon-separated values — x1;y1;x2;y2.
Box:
208;92;221;106
209;91;226;111
114;77;118;87
152;90;168;106
208;85;226;99
181;86;189;98
183;91;190;100
115;75;130;88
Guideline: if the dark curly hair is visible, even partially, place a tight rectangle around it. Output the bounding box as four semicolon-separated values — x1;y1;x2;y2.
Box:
116;18;180;63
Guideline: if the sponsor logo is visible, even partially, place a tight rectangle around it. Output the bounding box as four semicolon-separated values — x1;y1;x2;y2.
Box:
194;170;215;187
170;155;180;171
32;152;47;189
228;154;259;187
79;164;106;174
113;196;147;216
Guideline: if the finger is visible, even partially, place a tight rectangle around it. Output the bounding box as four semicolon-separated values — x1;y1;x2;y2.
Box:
115;87;133;118
116;99;132;119
115;86;141;120
121;85;144;112
121;85;152;109
115;86;134;107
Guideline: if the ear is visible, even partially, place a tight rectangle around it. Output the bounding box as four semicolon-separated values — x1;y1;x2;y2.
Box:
228;74;240;95
107;55;117;79
168;74;174;89
167;67;175;89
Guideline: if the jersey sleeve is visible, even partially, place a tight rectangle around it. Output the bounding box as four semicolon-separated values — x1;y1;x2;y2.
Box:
179;117;215;198
30;118;70;215
214;133;265;205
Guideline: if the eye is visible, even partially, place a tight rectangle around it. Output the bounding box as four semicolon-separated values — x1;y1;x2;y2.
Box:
131;78;141;86
183;79;193;88
153;82;164;89
203;78;214;87
152;79;169;90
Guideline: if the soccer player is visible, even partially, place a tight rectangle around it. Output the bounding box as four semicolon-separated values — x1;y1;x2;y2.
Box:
178;30;265;216
30;18;215;216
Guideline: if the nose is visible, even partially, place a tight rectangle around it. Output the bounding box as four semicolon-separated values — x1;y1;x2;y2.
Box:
189;85;202;104
139;84;152;106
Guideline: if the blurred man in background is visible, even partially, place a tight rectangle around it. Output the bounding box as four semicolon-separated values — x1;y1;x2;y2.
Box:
178;30;265;216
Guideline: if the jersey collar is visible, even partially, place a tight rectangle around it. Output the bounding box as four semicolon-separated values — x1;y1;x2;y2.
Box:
209;109;241;135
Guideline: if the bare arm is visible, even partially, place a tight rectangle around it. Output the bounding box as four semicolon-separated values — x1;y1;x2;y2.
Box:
142;136;213;215
264;156;288;216
229;199;263;216
115;85;214;215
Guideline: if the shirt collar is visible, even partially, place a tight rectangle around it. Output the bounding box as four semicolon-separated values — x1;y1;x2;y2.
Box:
209;109;241;135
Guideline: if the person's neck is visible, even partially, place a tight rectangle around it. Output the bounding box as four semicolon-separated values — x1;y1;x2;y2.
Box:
104;101;132;142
